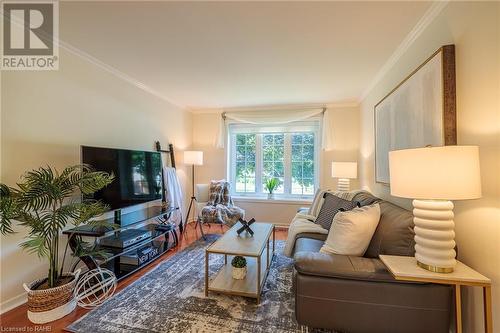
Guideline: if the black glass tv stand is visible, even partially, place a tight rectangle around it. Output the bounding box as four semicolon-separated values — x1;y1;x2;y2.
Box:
63;206;180;281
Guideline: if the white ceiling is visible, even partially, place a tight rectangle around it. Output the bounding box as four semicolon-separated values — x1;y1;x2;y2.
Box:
60;1;432;110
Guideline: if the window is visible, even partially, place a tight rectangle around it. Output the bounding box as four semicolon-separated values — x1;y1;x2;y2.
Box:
229;122;319;198
235;134;256;192
262;134;285;194
291;133;315;195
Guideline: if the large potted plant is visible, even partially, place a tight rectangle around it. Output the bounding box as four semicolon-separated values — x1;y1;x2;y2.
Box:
0;165;114;323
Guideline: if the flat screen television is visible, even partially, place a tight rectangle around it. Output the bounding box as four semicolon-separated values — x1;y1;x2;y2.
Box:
81;146;163;210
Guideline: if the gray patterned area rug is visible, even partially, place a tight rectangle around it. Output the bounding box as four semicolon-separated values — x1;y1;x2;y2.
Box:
67;234;334;333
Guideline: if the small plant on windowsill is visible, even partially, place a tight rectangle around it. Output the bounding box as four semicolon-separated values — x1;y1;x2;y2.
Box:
231;256;247;280
264;178;280;200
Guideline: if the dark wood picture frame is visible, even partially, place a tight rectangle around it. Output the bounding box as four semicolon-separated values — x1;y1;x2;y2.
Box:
374;44;457;184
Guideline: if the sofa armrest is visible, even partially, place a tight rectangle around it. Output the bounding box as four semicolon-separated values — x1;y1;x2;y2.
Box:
294;252;414;283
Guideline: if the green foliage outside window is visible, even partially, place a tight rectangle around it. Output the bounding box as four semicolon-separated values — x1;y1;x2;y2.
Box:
233;131;316;196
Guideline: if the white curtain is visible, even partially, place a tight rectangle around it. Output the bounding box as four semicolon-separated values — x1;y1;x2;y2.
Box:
215;108;333;150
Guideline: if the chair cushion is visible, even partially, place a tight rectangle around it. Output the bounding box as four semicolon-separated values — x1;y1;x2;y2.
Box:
195;201;207;217
195;184;209;202
314;193;357;230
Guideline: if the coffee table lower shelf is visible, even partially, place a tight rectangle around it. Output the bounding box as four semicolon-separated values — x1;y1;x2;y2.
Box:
204;222;275;304
206;256;270;303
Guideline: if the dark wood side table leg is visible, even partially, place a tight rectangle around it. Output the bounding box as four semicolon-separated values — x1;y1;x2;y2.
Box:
484;285;493;333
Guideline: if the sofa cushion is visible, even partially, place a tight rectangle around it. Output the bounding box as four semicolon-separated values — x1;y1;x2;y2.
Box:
364;201;415;258
320;203;381;256
314;193;357;230
352;191;382;207
294;249;407;283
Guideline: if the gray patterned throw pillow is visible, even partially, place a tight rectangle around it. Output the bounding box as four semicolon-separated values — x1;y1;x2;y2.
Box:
314;193;357;230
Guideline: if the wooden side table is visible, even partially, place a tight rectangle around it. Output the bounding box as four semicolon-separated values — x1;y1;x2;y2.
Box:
380;255;492;333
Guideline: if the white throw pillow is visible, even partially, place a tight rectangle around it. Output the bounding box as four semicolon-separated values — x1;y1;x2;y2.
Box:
320;203;381;256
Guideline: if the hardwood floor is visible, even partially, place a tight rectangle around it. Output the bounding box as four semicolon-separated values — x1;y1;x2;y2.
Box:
0;223;288;332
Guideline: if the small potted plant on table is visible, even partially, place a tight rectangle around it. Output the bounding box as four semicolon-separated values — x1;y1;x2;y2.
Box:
0;165;113;323
231;256;247;280
264;178;280;199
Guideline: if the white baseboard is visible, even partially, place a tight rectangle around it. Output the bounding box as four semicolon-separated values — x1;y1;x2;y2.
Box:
1;292;27;314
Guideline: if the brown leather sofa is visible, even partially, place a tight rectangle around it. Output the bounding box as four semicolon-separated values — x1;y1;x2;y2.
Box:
293;192;453;333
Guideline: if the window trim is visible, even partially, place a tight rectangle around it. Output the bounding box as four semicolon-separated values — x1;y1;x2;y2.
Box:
227;121;320;199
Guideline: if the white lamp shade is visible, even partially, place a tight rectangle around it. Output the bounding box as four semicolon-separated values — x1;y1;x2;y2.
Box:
184;151;203;166
389;146;481;200
331;162;357;179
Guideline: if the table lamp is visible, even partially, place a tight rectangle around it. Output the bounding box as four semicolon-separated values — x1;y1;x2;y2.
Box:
389;146;481;273
184;150;204;224
331;162;357;191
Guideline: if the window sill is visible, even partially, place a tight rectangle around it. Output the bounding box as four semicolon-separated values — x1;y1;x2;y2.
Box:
232;196;312;205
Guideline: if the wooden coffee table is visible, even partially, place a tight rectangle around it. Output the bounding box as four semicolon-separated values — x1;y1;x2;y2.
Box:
205;222;275;303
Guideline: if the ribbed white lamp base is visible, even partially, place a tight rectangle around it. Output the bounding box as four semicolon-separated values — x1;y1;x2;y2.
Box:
412;199;456;273
337;178;350;192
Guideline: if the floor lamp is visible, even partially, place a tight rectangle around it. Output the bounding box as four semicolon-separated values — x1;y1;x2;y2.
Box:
331;162;357;191
184;151;203;231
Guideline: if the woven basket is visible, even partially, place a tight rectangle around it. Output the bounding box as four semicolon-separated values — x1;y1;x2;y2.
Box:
23;269;80;324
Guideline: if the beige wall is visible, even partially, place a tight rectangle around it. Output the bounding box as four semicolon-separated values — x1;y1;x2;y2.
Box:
0;48;192;311
359;2;500;332
191;106;360;224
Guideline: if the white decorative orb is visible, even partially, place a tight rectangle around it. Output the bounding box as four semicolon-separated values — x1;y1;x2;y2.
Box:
74;268;117;309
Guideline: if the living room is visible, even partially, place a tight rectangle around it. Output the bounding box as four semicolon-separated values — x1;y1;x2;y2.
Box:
0;1;499;333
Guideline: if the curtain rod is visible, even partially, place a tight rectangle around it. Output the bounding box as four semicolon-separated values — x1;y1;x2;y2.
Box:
221;107;326;120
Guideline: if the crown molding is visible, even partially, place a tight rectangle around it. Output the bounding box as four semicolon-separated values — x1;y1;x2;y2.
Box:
58;40;186;110
359;1;449;101
188;101;359;114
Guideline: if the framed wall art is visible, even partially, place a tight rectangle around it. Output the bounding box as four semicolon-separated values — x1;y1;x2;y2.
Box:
374;45;457;184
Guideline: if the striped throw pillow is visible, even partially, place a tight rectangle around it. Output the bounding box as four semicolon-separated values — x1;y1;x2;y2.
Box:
314;193;357;230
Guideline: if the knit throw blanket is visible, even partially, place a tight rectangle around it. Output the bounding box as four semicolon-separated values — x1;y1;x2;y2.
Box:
283;213;328;257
